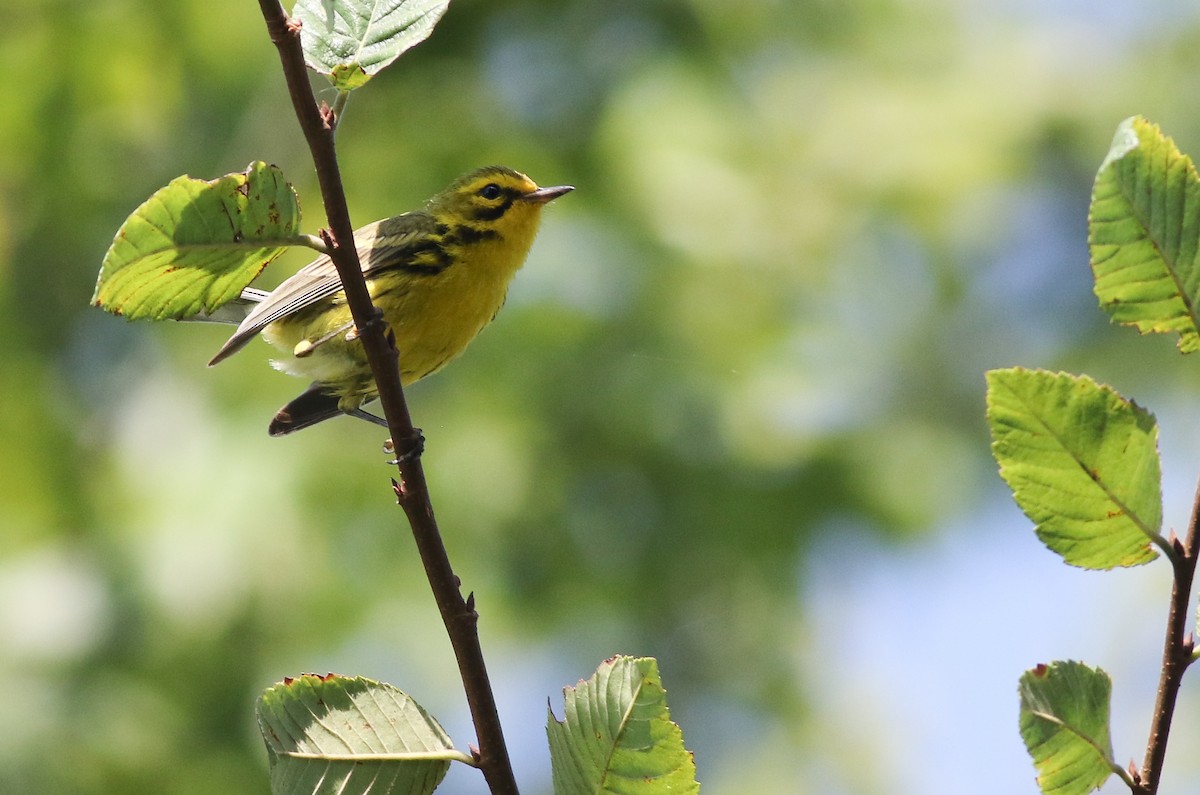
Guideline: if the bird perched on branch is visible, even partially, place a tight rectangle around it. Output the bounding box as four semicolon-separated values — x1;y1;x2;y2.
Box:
207;166;572;435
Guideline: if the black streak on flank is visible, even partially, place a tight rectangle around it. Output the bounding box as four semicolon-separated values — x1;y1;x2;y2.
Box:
446;224;501;246
402;263;450;276
374;238;453;276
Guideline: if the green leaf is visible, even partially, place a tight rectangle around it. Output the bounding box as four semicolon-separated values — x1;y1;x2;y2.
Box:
295;0;452;91
1018;661;1118;795
547;656;699;795
986;368;1161;569
331;62;370;92
92;161;300;320
257;673;468;795
1089;115;1200;352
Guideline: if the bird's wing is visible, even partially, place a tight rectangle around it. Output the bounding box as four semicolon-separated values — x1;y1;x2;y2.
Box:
208;214;434;366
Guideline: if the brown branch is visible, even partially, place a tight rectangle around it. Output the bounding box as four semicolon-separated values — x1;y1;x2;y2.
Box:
254;3;519;793
1135;477;1200;794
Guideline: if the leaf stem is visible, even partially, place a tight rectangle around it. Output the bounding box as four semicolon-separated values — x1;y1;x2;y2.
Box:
286;233;331;253
1111;759;1138;790
330;89;350;130
1135;474;1200;793
1148;532;1182;569
254;4;520;794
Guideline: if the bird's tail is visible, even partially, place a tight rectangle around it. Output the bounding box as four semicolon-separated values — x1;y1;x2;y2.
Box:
181;287;270;325
268;383;344;436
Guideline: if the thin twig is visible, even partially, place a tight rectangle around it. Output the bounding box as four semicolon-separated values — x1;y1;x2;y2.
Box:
253;4;520;793
1136;478;1200;793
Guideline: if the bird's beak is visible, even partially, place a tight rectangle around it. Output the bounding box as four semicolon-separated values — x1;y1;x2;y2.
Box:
525;185;574;204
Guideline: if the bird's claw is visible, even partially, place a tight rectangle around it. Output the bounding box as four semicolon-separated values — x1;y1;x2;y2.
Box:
383;429;425;465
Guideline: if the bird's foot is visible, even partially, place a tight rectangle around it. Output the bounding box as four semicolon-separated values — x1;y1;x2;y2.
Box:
382;428;425;465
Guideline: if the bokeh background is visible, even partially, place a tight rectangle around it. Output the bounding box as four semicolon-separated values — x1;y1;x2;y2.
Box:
7;1;1200;793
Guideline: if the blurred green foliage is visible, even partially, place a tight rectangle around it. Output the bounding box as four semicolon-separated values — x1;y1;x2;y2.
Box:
7;1;1200;793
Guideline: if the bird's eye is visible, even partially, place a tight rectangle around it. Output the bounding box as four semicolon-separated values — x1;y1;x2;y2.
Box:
480;183;502;200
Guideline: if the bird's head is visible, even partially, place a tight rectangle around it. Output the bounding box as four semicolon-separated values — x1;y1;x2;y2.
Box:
429;166;573;249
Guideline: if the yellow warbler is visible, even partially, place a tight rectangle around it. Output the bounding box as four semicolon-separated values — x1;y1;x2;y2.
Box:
208;166;572;434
